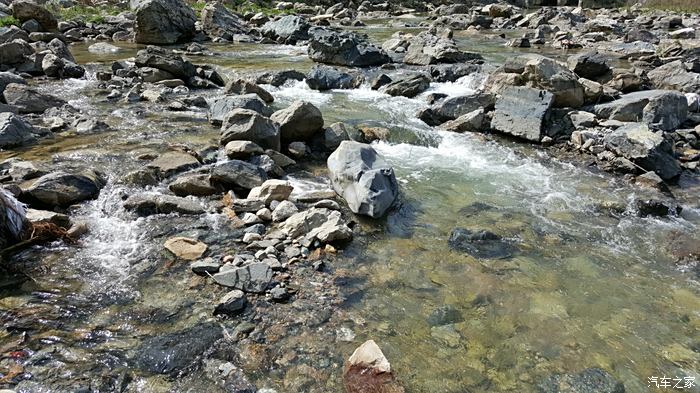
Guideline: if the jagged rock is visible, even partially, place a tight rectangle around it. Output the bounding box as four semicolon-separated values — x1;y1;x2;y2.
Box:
271;101;324;142
491;86;553;142
11;1;57;31
306;65;358;91
214;290;247;316
200;2;247;39
404;28;481;66
0;112;35;148
168;173;218;197
212;263;272;293
224;79;273;103
344;340;404;393
381;74;430;98
41;53;85;79
134;46;195;80
324;122;350;150
327;141;398;218
648;60;700;93
254;69;305;87
164;236;207;260
247;179;293;204
589;90;688;131
307;27;390;67
219;108;280;151
209;94;273;126
260;15;310;45
123;194;205;216
567;51;610;80
20;170;106;208
603;123;681;180
420;93;495;126
2;83;65;114
131;0;196;44
211;160;267;190
147;151;200;178
0;39;32;66
224;140;264;159
522;55;584;108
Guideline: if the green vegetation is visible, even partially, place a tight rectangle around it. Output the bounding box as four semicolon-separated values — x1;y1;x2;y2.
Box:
632;0;700;12
0;16;19;27
46;3;122;24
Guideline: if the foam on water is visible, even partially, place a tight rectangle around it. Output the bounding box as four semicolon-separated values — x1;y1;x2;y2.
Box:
268;79;333;107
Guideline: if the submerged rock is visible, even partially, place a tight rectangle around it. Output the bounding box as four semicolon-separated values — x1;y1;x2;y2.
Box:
164;236;208;260
538;368;624;393
327;141;398;218
134;322;222;375
448;228;515;259
343;340;404;393
131;0;196;44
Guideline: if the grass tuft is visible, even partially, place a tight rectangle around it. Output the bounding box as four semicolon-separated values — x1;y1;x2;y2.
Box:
0;16;19;27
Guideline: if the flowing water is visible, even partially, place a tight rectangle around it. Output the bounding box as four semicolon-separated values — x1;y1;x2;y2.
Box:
0;20;698;393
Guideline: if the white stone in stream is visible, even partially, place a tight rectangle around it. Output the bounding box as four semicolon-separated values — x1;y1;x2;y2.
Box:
347;340;391;373
247;179;293;204
271;200;298;222
240;212;262;225
163;237;207;260
88;42;121;53
26;208;70;228
243;232;262;243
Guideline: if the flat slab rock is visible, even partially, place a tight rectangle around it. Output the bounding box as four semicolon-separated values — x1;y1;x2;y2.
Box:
491;86;553;142
163;237;207;260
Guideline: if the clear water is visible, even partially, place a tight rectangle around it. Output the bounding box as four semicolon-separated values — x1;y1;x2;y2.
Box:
0;20;698;393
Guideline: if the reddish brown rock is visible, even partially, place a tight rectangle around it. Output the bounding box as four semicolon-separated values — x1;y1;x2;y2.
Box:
343;340;404;393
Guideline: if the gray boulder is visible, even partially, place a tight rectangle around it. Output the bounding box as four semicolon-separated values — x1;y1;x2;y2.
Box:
41;53;85;79
224;79;273;103
307;27;390;67
420;93;495;125
648;60;700;93
208;94;272;126
327;141;398;218
0;112;35;148
0;39;33;65
567;51;610;80
306;65;358;91
0;26;30;44
11;1;57;31
381;74;430;98
603;123;681;180
0;72;25;96
3;83;66;114
522;55;584;108
589;90;688;131
404;29;481;66
271;101;323;142
134;46;196;80
131;0;196;44
491;86;554;142
220;108;280;151
200;2;247;39
123;194;204;216
212;263;271;293
211;160;267;190
260;15;310;45
20;170;106;208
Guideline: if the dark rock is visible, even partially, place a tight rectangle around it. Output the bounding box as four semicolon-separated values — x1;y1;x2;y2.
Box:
448;228;515;259
11;1;57;31
0;112;35;148
211;160;267;191
271;101;324;142
306;65;358;91
422;92;496;125
636;199;681;218
254;69;305;87
213;289;247;316
134;322;222;375
0;39;33;65
307;27;390;67
381;74;430;98
200;2;247;39
491;86;553;142
123;194;204;216
220;108;280;151
603;123;681;180
224;79;273;103
20;170;106;208
260;15;310;45
538;368;624;393
131;0;196;44
134;46;196;80
567;51;610;80
589;90;688;131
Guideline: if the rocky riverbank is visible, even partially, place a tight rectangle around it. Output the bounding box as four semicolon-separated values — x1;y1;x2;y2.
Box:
0;0;699;391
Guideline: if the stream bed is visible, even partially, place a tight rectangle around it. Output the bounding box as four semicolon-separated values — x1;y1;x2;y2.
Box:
0;20;698;393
